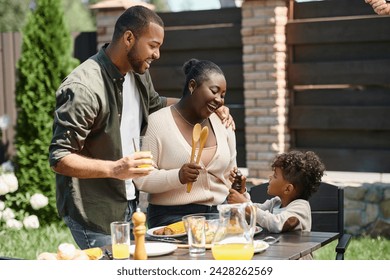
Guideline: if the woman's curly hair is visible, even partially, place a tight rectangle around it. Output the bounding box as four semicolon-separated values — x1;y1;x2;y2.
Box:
271;150;326;200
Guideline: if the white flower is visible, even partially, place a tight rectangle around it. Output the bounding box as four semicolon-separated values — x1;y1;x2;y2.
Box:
1;161;14;173
0;200;4;211
0;211;2;221
1;173;18;193
6;218;23;230
30;193;49;210
2;207;15;221
0;178;9;195
23;215;40;229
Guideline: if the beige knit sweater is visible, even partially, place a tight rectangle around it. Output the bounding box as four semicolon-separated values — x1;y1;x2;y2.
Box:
134;106;237;206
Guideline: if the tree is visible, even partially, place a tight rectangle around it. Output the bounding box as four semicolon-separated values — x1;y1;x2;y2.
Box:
0;0;30;32
149;0;170;12
11;0;78;225
62;0;96;32
0;0;96;33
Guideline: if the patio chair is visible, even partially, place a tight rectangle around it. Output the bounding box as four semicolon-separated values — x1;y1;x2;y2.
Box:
249;181;351;260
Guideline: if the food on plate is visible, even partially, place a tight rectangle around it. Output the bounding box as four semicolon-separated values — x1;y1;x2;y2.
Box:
153;221;186;235
190;219;218;244
72;250;90;260
205;220;218;244
83;247;103;260
37;243;100;260
255;241;267;251
37;252;58;260
57;243;77;260
227;220;244;234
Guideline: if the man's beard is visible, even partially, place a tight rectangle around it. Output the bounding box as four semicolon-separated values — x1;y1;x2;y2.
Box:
127;47;146;74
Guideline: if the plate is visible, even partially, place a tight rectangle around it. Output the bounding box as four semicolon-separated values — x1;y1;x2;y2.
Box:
147;226;186;238
254;226;263;235
130;242;177;257
254;240;269;254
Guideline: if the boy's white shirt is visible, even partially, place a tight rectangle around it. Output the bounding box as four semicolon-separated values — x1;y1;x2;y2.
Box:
254;197;312;233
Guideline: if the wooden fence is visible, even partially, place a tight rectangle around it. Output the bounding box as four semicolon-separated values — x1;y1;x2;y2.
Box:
2;1;390;173
287;0;390;173
0;32;21;162
149;8;245;166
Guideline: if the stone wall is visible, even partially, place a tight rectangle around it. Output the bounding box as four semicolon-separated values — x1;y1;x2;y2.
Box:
344;183;390;238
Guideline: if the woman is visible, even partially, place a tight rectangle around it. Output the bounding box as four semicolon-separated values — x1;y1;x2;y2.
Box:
134;59;245;228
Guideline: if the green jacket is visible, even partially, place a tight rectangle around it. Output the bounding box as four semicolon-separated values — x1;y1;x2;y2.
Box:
49;44;166;234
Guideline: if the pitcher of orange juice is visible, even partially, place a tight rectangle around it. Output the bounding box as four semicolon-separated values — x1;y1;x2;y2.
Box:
211;202;256;260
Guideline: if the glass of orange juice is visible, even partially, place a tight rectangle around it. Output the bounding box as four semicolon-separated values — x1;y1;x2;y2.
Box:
132;136;152;168
110;221;130;260
212;242;254;260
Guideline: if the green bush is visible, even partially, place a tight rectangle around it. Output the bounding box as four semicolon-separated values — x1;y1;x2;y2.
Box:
11;0;78;226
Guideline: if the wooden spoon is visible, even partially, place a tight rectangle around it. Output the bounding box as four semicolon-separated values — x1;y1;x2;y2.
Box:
196;126;209;164
187;123;202;193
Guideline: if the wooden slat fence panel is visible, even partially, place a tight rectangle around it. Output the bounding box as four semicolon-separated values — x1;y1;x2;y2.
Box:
294;0;377;19
0;32;20;162
289;60;390;85
294;130;390;150
288;0;390;172
151;8;245;166
290;106;390;130
300;148;390;173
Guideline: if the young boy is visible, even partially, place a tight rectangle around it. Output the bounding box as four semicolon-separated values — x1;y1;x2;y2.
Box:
228;150;325;233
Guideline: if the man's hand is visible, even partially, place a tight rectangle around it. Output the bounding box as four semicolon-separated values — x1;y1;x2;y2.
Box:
113;152;154;180
52;152;154;180
215;105;236;130
365;0;390;15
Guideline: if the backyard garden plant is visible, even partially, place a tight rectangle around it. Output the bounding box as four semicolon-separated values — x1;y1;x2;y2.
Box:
2;0;78;227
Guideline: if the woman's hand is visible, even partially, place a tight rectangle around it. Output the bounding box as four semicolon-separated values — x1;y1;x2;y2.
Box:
178;163;203;184
229;167;247;194
227;188;249;204
229;167;237;183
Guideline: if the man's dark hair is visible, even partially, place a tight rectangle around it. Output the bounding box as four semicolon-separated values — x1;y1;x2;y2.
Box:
112;5;164;42
272;150;326;200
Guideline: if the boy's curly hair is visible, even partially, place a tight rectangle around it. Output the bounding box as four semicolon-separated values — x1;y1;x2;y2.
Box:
271;150;326;200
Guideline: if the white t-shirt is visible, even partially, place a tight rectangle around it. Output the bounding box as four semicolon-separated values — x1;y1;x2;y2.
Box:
120;72;142;200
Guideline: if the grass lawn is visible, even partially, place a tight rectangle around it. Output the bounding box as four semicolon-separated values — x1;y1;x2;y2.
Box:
1;224;389;260
0;224;77;260
313;236;390;260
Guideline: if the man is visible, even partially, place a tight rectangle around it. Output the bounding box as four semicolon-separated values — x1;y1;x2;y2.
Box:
365;0;390;15
49;6;232;249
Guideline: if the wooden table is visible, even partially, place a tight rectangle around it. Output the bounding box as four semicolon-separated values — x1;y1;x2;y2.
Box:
103;231;339;260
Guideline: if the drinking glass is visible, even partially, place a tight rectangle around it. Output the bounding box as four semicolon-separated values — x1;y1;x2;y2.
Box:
132;136;152;168
183;215;206;257
110;221;130;260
